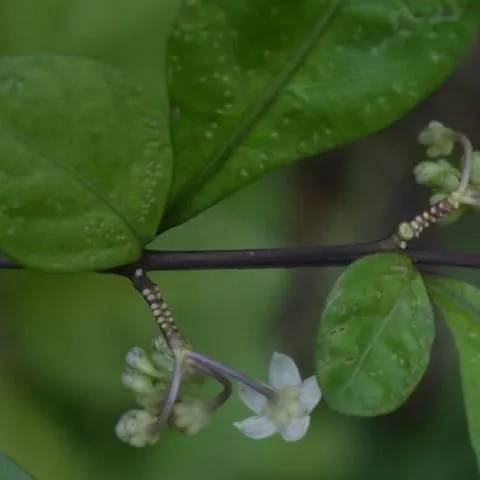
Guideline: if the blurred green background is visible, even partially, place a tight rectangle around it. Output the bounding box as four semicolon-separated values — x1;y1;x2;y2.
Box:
0;1;480;479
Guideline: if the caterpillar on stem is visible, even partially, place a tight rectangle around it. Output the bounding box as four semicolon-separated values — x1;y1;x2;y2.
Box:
393;193;460;249
131;268;187;352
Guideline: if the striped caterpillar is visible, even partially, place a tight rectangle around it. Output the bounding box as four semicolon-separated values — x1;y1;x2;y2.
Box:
131;268;188;353
393;193;460;249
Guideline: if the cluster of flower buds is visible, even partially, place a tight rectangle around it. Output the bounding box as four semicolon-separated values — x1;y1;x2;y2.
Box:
115;337;213;447
414;121;480;224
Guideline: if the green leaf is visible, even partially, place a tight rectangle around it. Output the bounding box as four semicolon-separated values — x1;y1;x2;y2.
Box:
0;54;172;272
160;0;480;228
316;253;434;416
426;275;480;470
0;451;34;480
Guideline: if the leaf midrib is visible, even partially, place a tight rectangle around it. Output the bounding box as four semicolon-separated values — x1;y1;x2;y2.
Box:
161;0;341;229
335;275;411;397
3;120;146;245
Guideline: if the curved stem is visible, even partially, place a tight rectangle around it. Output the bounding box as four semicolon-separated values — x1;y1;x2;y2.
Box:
457;132;474;194
458;195;480;208
187;351;277;401
190;358;233;410
155;355;184;431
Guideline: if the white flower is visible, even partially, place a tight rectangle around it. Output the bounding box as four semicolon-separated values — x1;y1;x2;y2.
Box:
234;352;321;442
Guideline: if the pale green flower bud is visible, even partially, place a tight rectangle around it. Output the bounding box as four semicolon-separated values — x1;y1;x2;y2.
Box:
126;347;164;378
121;370;157;396
151;352;174;373
414;159;460;192
170;398;212;435
115;409;159;447
152;336;173;358
418;121;455;158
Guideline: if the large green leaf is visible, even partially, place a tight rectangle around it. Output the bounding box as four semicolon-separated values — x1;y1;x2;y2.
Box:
160;0;480;228
0;55;172;272
316;253;434;416
0;0;183;109
426;275;480;470
0;452;34;480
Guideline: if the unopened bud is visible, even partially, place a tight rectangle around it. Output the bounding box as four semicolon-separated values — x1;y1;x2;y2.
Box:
121;370;157;396
115;409;159;447
414;159;460;192
126;347;163;378
169;398;212;435
152;336;173;358
151;352;174;373
418;121;455;158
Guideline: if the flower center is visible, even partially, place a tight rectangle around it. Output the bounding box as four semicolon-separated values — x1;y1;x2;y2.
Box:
263;386;307;429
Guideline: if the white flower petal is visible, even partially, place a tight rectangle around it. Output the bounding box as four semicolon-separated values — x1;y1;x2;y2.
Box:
299;376;322;413
280;416;310;442
269;352;301;389
238;384;267;414
233;415;277;439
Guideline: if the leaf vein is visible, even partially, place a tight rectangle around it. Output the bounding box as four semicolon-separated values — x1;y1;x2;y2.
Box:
162;0;342;226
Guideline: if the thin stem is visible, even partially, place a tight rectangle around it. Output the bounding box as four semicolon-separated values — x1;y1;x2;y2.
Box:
155;356;184;431
458;195;480;208
187;351;277;401
138;242;386;271
190;359;233;410
1;245;480;272
137;245;480;271
457;132;474;194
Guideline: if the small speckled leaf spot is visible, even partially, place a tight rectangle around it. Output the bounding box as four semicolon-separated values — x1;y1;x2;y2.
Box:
315;253;434;416
426;276;480;470
161;0;480;228
0;451;35;480
0;55;173;272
